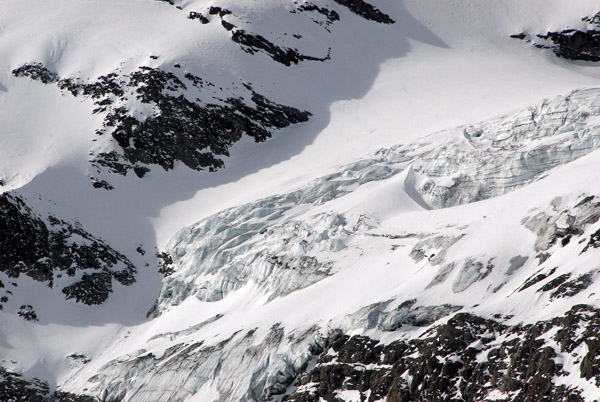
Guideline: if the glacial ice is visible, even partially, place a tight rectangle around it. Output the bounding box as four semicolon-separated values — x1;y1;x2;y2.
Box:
155;88;600;315
70;87;600;402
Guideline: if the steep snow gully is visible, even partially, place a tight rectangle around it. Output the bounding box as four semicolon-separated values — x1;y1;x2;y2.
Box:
3;0;600;401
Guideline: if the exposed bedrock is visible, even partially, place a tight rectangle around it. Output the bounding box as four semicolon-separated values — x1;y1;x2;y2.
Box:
0;193;136;310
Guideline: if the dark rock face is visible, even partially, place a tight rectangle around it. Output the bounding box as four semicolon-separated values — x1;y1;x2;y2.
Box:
188;11;209;24
0;193;136;308
0;367;96;402
333;0;395;24
232;30;330;66
284;306;600;401
17;304;38;321
95;68;311;174
537;30;600;62
548;273;594;301
13;64;311;178
519;267;557;292
10;2;400;182
295;3;340;25
209;6;231;17
512;12;600;62
582;227;600;252
12;62;59;84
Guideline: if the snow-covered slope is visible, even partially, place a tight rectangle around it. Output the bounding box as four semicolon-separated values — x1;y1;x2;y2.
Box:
2;0;600;401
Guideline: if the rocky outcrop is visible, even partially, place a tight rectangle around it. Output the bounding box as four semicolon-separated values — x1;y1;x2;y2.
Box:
536;30;600;62
286;305;600;401
0;367;96;402
294;3;340;25
0;193;136;308
12;62;59;83
333;0;395;24
512;11;600;62
231;30;331;66
12;64;310;178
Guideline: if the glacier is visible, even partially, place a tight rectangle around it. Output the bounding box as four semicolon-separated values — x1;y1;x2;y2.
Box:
2;0;600;401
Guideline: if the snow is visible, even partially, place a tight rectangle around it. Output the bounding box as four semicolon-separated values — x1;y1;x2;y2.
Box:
2;0;600;400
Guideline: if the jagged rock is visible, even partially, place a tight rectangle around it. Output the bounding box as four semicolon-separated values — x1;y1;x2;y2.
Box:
538;273;571;293
582;227;600;252
0;193;136;306
156;251;174;277
519;267;557;292
209;6;231;17
286;306;600;401
231;30;330;66
549;272;595;300
332;0;395;24
294;3;340;25
0;367;96;402
62;272;113;305
221;19;235;31
13;64;311;178
188;11;209;24
536;30;600;62
512;11;600;62
17;304;38;321
12;62;59;84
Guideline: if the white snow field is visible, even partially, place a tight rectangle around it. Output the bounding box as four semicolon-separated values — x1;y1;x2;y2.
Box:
2;0;600;400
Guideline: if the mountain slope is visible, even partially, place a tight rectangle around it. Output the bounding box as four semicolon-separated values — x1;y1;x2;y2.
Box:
2;0;600;401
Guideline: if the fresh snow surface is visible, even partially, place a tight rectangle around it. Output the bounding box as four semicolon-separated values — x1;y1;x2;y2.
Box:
1;0;600;400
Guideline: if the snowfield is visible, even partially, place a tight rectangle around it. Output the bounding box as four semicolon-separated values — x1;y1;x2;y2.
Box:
2;0;600;401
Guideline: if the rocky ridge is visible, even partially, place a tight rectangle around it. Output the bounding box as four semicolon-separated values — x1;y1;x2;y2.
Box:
0;192;136;311
285;305;600;402
12;63;310;181
512;11;600;62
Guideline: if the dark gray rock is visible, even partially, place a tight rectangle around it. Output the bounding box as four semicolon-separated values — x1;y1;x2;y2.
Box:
0;367;97;402
285;306;600;401
231;30;330;66
537;30;600;62
294;3;340;25
188;11;209;24
519;267;557;292
13;63;311;178
512;12;600;62
12;62;59;84
549;272;595;301
332;0;395;24
0;193;136;306
17;304;38;321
